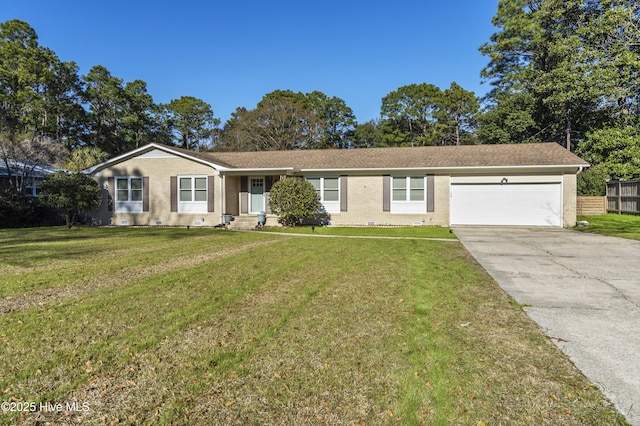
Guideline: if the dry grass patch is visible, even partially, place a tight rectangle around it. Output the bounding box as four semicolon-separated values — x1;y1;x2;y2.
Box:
0;237;278;314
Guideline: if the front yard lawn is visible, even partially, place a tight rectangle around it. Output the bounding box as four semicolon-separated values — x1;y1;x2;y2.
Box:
577;214;640;240
0;227;626;425
259;225;456;239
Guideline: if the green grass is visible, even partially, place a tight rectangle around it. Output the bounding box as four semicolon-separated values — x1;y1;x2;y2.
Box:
0;227;627;425
259;225;456;239
576;214;640;240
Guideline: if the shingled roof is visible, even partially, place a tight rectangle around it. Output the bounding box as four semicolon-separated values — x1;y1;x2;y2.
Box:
174;142;587;170
88;142;588;174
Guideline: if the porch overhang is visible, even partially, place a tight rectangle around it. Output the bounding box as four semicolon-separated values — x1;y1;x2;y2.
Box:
218;167;299;176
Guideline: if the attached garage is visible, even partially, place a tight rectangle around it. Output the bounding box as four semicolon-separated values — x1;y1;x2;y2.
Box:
450;176;563;227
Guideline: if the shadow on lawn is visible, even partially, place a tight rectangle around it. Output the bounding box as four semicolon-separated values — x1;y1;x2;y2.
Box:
0;227;239;268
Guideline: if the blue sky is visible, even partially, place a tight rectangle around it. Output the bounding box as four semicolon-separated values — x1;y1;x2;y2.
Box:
2;1;498;124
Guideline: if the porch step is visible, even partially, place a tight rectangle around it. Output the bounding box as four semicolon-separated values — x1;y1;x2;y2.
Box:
227;215;273;230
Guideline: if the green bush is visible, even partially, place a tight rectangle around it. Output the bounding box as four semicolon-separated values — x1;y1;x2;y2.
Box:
0;188;63;228
40;172;101;227
0;188;36;227
577;164;610;196
577;127;640;180
268;177;322;226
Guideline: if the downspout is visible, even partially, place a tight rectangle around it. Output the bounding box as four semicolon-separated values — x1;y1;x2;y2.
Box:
219;172;224;224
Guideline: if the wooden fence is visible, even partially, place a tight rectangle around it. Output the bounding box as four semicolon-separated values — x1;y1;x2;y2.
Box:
606;180;640;214
576;196;606;216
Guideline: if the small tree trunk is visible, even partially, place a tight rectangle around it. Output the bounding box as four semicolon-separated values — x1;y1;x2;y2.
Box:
66;210;77;228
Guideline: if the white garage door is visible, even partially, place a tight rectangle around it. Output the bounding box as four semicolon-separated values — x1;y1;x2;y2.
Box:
450;182;563;226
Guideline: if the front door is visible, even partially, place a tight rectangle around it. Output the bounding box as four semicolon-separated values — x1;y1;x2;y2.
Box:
250;178;265;213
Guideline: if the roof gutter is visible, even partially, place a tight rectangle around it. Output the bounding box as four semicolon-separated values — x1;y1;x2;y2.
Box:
296;164;589;174
219;167;298;176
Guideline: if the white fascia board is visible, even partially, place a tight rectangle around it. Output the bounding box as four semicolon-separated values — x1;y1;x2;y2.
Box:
296;167;439;175
443;164;589;174
296;164;588;175
450;174;564;184
84;143;161;173
84;143;230;174
220;168;297;176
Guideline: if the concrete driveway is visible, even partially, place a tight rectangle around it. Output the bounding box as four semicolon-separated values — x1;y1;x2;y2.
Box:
454;227;640;425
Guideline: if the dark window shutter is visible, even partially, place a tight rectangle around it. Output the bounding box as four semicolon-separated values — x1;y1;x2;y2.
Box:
340;176;348;212
170;176;177;212
426;174;434;212
107;177;114;212
143;177;150;212
208;175;215;212
383;175;390;212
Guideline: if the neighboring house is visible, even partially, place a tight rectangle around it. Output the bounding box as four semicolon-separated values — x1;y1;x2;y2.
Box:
0;160;63;197
85;142;588;228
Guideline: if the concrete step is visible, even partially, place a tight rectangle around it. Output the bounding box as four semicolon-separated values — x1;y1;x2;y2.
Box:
227;215;275;230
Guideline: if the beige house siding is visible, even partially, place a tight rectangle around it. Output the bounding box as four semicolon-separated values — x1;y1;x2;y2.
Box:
321;174;450;227
563;173;578;228
93;156;220;227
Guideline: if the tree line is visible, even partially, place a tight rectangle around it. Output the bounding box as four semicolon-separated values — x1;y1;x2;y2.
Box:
480;0;640;191
0;20;480;165
2;0;640;197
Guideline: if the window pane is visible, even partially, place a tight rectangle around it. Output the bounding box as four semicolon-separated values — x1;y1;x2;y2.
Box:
180;178;191;190
180;190;192;202
117;179;128;190
393;177;406;201
324;189;339;201
117;190;129;201
410;189;424;201
324;178;338;190
194;189;207;202
307;178;320;190
410;177;424;201
131;178;142;190
393;177;406;189
194;177;206;190
393;189;406;201
131;189;143;202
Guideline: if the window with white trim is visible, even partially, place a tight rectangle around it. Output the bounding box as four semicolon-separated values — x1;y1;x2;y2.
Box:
25;178;41;197
178;176;208;213
307;177;340;213
391;176;426;213
115;177;143;213
393;176;424;201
